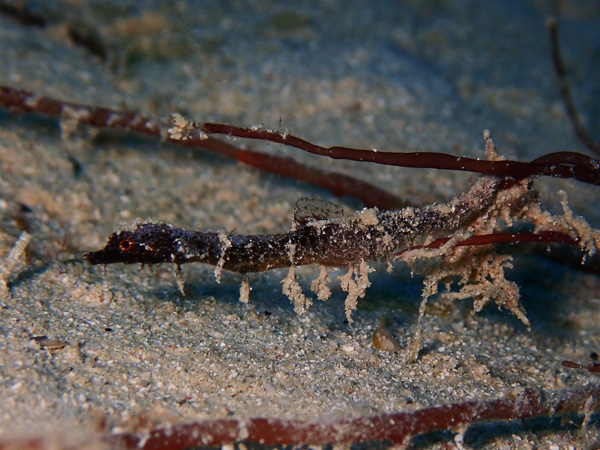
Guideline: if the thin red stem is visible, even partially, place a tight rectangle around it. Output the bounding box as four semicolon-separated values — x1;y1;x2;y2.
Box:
0;85;408;209
199;123;600;185
2;85;599;187
102;383;599;448
394;231;579;259
548;17;600;157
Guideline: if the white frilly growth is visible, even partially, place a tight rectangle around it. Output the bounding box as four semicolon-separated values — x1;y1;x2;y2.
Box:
239;275;251;304
0;232;31;300
338;260;374;323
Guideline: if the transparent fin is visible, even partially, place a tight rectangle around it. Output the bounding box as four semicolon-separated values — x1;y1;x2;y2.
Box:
293;198;345;226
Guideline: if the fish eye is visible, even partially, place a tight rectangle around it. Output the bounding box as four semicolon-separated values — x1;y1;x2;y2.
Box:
120;239;134;251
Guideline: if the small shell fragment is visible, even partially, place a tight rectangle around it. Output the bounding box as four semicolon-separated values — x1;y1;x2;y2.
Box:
372;315;402;352
32;336;69;350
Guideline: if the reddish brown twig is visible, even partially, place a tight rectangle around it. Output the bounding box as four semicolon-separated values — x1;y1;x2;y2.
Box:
394;231;579;259
186;137;409;209
0;85;407;209
196;122;600;186
548;17;600;157
101;383;599;448
0;1;46;27
562;360;600;373
2;85;599;188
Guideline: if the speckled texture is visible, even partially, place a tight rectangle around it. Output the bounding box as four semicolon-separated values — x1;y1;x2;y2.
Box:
0;0;599;448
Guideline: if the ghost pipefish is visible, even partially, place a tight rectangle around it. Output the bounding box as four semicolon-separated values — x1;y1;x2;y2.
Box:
83;176;501;273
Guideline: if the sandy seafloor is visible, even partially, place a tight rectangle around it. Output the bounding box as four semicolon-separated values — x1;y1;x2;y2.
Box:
0;0;599;448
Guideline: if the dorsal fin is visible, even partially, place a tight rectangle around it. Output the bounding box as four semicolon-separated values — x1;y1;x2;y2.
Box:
293;198;345;226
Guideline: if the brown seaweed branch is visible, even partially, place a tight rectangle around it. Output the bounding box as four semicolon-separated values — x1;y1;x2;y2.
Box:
101;383;599;448
548;17;600;157
394;230;579;258
0;85;407;209
562;360;600;373
196;122;600;185
1;85;599;189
